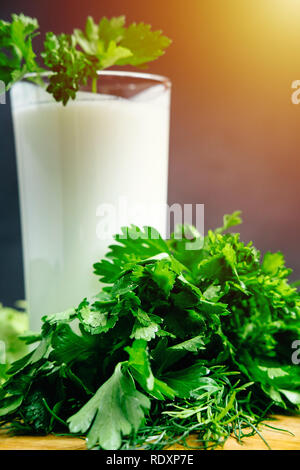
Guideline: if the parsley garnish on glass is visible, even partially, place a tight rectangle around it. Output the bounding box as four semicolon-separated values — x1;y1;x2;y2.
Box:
0;13;171;104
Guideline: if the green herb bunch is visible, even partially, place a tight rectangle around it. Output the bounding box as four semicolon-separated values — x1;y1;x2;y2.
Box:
0;212;299;449
0;13;171;104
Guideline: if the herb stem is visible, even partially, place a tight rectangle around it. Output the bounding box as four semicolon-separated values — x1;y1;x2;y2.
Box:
92;77;98;94
42;398;68;428
241;419;272;450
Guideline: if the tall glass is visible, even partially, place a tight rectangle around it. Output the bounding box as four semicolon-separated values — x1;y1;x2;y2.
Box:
11;71;171;330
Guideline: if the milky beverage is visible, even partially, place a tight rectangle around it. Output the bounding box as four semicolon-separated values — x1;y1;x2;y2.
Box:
11;79;170;330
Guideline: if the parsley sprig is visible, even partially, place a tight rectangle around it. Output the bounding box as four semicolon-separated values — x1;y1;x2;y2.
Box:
0;212;299;449
0;14;41;88
0;14;171;104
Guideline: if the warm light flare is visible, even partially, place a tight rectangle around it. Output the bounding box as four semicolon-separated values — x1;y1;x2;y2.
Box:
262;0;300;29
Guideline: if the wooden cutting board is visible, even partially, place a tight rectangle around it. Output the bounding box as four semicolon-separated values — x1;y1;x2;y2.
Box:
0;414;299;450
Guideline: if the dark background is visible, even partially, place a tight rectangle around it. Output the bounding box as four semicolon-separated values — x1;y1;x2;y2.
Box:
0;0;299;306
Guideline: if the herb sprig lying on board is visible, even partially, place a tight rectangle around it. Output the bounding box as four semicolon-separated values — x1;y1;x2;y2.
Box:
0;13;171;104
0;212;299;449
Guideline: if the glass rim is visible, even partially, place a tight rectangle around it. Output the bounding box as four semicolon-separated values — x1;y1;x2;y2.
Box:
23;70;171;88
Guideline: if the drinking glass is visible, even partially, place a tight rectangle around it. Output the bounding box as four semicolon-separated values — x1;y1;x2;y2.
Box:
11;71;171;330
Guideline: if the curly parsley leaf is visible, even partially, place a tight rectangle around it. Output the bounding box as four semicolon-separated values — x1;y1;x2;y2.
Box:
41;32;93;105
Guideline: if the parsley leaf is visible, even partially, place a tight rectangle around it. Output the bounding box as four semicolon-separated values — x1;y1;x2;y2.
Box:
73;16;132;70
0;13;41;89
68;362;150;449
117;22;172;66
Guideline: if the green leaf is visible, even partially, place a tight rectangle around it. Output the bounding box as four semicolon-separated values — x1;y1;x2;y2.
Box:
0;304;28;365
130;309;160;341
94;225;170;284
151;259;177;297
162;364;212;399
98;16;126;47
125;339;175;400
203;284;223;301
0;14;41;89
117;23;171;66
68;363;150;449
152;336;206;373
99;40;132;69
42;308;76;325
50;324;97;364
74;16;132;68
168;335;206;353
215;210;242;234
0;394;23;417
279;389;300;405
74;17;100;55
78;303;118;335
197;255;231;282
125;339;154;391
262;252;285;276
42;32;91;105
7;335;51;376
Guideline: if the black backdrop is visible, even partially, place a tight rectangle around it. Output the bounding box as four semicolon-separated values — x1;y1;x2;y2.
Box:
0;92;22;305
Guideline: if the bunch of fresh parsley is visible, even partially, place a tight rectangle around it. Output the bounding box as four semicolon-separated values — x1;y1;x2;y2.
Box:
0;13;171;105
0;212;299;449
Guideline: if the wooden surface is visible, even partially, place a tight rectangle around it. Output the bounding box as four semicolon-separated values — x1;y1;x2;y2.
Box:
0;415;299;450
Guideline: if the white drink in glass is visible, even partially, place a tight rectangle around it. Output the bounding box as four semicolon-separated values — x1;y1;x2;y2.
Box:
11;72;171;330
